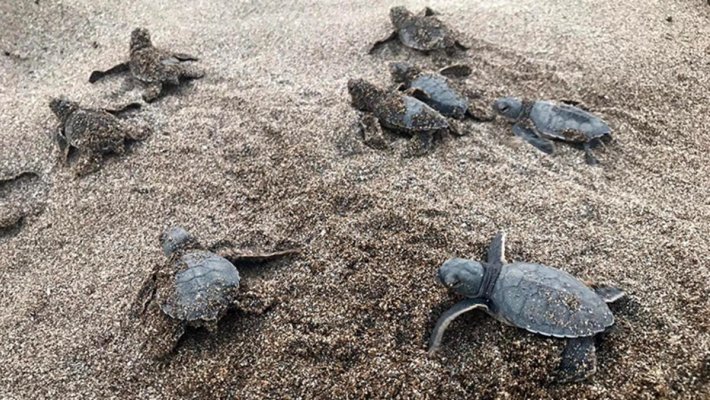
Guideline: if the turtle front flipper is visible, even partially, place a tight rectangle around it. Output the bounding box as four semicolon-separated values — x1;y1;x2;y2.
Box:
438;64;472;78
421;7;438;16
403;87;431;103
103;102;142;116
73;151;102;177
556;337;597;383
512;124;555;155
429;298;488;354
358;114;390;150
593;286;625;303
178;63;205;80
369;31;398;54
405;130;434;157
583;143;599;166
89;62;130;83
486;231;506;266
217;248;299;264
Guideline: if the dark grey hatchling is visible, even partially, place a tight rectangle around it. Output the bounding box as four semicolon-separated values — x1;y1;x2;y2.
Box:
492;97;612;165
370;6;469;55
49;97;147;176
390;61;492;121
89;28;204;102
348;78;461;156
133;227;297;358
430;232;625;383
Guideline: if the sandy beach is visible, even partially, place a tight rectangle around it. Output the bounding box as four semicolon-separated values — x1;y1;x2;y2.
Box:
1;0;708;398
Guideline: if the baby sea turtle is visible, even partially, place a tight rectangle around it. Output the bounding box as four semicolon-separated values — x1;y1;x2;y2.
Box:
134;226;297;358
370;6;469;55
49;97;147;176
492;97;612;165
89;28;204;102
390;61;492;121
430;232;625;383
348;78;461;156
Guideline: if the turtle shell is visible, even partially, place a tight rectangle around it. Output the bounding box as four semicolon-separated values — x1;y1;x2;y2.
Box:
410;74;468;119
398;18;454;51
63;109;126;152
374;92;450;134
529;101;611;143
489;262;614;338
129;47;181;84
161;250;241;323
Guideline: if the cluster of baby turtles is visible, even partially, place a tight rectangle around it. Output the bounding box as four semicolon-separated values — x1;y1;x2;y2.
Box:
350;6;613;164
43;6;626;384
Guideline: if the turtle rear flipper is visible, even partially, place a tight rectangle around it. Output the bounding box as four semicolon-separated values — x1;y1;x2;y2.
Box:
369;31;398;54
89;62;130;83
556;337;597;383
172;52;199;62
512;124;555;155
428;298;488;354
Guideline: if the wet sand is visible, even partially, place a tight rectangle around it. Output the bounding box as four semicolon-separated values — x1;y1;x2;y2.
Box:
0;0;708;398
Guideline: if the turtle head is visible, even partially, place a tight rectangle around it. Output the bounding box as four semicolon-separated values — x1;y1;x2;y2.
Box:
389;62;420;83
347;78;381;112
437;258;484;298
492;97;525;121
389;6;412;28
49;97;79;121
160;226;199;256
130;28;152;52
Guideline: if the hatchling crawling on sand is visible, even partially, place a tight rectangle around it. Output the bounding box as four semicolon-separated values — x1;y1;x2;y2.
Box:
89;28;204;102
390;61;492;121
348;78;462;156
49;97;147;176
492;97;612;165
133;227;297;358
370;6;469;55
430;232;625;382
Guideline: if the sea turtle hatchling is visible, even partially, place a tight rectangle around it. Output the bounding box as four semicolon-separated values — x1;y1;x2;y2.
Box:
370;6;469;55
429;232;625;383
492;97;612;165
390;61;492;121
49;97;147;176
348;78;462;156
89;28;204;102
134;226;298;358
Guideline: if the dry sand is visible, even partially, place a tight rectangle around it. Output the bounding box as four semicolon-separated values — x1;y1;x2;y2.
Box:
1;0;709;398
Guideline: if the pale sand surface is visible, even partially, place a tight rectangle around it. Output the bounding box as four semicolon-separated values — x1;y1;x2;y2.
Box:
0;0;708;398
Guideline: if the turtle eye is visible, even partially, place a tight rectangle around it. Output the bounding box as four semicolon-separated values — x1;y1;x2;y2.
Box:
499;104;509;112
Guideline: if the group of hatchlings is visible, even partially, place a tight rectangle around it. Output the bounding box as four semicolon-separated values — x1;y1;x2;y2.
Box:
46;6;625;384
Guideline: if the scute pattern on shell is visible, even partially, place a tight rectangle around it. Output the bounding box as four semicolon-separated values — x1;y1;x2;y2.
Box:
530;101;611;143
161;250;241;323
490;262;614;338
375;94;450;133
410;74;468;118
